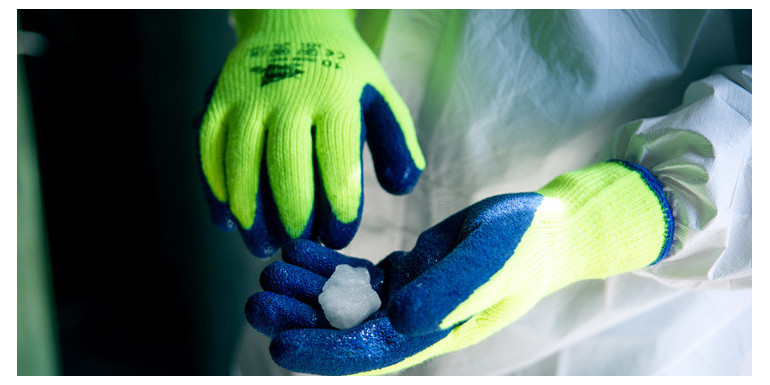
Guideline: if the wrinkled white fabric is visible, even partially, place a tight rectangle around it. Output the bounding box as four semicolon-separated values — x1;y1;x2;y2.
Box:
233;9;751;375
607;65;752;290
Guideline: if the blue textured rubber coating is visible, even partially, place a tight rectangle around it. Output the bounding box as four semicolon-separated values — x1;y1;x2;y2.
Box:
245;161;676;373
245;192;544;374
387;193;544;336
608;160;675;265
260;261;327;307
246;239;446;375
246;291;330;338
269;316;450;376
282;240;385;293
237;152;315;258
361;84;422;195
197;163;237;232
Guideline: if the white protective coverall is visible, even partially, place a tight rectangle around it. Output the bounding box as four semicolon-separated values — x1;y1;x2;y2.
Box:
232;9;752;375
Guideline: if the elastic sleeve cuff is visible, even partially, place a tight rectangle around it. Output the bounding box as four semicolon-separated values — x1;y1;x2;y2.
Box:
603;65;752;288
608;160;675;265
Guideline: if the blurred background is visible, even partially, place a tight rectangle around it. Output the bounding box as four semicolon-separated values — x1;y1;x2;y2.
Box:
17;10;269;375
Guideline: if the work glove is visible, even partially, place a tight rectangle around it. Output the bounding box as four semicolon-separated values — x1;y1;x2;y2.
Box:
245;161;674;375
196;10;424;258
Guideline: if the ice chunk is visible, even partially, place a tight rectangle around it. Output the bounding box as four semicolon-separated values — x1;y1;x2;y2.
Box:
318;264;382;330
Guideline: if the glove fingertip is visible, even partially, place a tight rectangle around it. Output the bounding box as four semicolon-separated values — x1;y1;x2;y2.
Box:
284;239;382;282
361;84;424;195
245;292;281;337
375;162;423;195
259;260;326;305
317;204;362;250
268;332;299;371
246;292;329;338
205;191;237;232
239;224;281;258
313;126;365;250
238;167;295;258
195;156;236;232
236;194;281;258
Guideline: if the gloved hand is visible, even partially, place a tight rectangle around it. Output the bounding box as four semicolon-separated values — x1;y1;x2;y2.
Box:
245;161;674;375
196;10;424;258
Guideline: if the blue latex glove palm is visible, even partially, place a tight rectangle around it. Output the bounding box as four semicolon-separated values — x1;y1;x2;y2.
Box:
245;162;673;375
247;193;546;375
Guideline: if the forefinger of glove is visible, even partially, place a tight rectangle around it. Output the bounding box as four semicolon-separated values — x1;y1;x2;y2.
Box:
246;291;330;338
259;260;327;307
283;240;384;293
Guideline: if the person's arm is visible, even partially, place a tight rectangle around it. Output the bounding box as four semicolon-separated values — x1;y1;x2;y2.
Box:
243;66;752;375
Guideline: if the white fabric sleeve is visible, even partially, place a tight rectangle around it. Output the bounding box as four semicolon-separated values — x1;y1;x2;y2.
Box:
604;65;752;290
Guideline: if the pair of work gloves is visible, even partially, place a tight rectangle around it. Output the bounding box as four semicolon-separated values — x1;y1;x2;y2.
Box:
197;10;675;375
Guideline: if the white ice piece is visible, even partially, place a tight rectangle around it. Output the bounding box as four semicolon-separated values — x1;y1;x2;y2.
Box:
318;264;382;330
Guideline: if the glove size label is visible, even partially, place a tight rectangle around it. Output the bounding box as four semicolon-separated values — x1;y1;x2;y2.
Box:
249;42;346;86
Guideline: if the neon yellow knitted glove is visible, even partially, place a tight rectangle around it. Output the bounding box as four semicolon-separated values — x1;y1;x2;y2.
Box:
245;161;674;375
197;10;425;257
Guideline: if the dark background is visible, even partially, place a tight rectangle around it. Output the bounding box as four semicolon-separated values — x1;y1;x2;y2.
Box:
19;10;269;375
